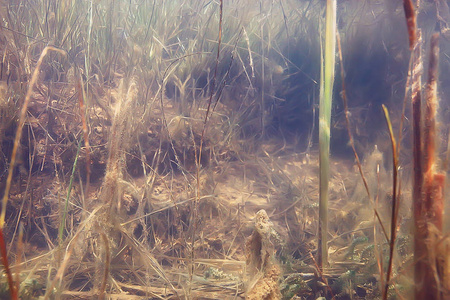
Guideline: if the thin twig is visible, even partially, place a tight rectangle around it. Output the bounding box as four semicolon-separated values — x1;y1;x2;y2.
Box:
381;105;399;300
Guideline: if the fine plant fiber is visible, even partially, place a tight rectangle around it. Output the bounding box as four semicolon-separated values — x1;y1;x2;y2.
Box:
101;78;138;212
99;78;177;294
381;104;399;300
318;0;336;269
43;206;102;300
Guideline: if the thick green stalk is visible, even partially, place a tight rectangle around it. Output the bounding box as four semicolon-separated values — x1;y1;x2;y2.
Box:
318;0;336;269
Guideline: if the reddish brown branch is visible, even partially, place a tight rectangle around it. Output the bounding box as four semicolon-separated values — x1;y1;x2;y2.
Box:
415;32;446;300
0;227;18;300
403;0;417;49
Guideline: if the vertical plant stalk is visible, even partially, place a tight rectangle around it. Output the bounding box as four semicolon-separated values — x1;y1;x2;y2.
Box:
403;0;447;292
0;227;17;299
409;30;426;300
381;105;399;300
423;33;442;230
403;0;417;50
85;0;94;100
58;139;82;244
98;232;110;300
260;1;266;137
318;0;336;269
77;72;91;196
186;0;224;295
416;32;446;300
44;216;88;300
0;46;65;229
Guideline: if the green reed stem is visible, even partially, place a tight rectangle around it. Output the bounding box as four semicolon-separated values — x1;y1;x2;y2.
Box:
318;0;336;269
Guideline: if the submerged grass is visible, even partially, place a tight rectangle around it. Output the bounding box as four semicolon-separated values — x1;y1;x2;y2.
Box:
0;0;448;299
0;46;65;229
58;138;81;245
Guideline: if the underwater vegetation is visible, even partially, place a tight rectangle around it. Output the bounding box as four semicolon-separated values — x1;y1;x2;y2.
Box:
0;0;449;299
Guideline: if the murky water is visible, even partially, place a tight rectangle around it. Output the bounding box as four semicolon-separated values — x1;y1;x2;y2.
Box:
0;0;449;299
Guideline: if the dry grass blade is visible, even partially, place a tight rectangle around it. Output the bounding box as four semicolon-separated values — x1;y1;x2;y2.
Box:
77;70;91;196
0;46;66;228
119;228;178;296
44;206;102;300
198;0;224;162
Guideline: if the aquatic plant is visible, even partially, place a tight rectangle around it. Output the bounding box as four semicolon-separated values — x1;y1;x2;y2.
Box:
318;0;336;269
0;0;448;299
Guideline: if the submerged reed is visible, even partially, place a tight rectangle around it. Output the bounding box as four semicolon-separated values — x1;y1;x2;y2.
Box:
318;0;336;269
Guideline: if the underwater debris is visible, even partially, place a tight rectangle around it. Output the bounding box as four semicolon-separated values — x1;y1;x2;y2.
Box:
280;273;312;300
245;209;282;300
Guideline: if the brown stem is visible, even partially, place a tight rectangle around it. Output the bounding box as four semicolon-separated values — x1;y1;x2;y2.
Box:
416;32;445;300
0;227;18;299
403;0;417;50
381;105;399;300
